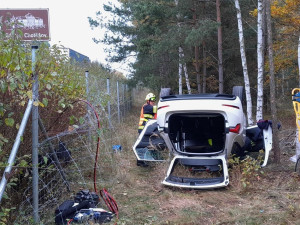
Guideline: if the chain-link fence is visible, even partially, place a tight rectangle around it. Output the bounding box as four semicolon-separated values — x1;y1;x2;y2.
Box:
0;70;139;224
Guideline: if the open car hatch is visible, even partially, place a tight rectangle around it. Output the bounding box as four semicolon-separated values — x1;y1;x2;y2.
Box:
162;155;229;189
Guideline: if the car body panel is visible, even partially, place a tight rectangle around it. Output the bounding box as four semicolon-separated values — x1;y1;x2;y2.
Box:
262;125;272;167
132;93;273;189
162;155;229;189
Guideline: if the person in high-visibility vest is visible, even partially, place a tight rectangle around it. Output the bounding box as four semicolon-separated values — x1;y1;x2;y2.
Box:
138;93;157;134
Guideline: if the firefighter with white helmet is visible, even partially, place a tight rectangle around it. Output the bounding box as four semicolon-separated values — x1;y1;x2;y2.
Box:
138;93;157;133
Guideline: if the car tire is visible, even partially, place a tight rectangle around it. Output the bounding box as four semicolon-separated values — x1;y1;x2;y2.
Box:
232;86;244;103
160;88;172;98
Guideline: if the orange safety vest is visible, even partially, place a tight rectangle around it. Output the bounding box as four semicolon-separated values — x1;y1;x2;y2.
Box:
138;104;157;131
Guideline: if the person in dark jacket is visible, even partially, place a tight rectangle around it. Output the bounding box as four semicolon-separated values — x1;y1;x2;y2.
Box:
138;93;157;134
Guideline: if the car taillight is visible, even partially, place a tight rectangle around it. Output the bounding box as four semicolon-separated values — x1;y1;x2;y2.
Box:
222;104;240;109
158;105;169;110
229;124;241;133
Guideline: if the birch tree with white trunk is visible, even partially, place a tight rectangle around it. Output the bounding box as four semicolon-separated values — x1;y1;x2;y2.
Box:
178;58;183;95
256;0;264;121
182;54;192;94
175;0;191;94
178;46;192;94
234;0;254;125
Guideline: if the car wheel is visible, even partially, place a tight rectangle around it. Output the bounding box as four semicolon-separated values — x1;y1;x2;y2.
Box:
232;86;244;103
160;88;172;98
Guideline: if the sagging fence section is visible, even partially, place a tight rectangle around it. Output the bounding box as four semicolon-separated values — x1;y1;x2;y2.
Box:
0;70;136;224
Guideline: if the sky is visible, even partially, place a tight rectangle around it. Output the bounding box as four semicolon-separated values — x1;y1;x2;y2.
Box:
1;0;131;75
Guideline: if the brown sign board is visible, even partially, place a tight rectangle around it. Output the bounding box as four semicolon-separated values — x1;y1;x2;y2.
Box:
0;9;50;41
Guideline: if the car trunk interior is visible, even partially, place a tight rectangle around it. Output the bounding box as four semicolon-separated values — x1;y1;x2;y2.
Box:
168;113;226;155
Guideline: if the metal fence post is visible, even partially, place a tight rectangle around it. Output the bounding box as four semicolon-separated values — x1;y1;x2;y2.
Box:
122;83;125;119
117;81;120;123
0;100;33;202
107;78;112;128
85;71;92;145
31;45;40;223
126;84;129;111
85;71;89;101
97;78;101;107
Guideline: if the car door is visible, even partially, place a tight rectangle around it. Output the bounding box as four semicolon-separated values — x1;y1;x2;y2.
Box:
132;120;169;162
261;124;272;167
245;123;272;167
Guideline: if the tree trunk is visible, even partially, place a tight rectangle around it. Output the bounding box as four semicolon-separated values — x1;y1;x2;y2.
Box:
234;0;254;126
203;41;207;93
256;0;264;121
183;64;192;94
175;0;182;94
178;50;183;95
216;0;224;94
195;46;201;93
179;46;192;94
193;4;201;93
175;0;191;94
281;72;285;95
266;0;280;163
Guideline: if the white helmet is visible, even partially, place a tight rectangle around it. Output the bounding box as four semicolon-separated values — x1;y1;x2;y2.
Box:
145;93;156;101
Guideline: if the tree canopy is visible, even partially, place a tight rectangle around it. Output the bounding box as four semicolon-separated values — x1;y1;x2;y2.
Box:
90;0;299;96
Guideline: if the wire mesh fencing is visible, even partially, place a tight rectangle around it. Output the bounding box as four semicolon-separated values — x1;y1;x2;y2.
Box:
1;71;140;224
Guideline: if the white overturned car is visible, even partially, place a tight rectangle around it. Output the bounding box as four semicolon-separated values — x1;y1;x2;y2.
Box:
133;87;272;189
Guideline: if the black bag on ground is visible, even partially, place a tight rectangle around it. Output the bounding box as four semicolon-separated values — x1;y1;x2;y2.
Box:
55;200;90;225
74;189;99;207
55;200;74;225
55;190;100;224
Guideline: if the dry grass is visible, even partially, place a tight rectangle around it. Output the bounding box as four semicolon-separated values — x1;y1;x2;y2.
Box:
99;91;300;225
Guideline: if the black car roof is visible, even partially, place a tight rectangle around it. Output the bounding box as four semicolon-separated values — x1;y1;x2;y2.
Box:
160;93;236;102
